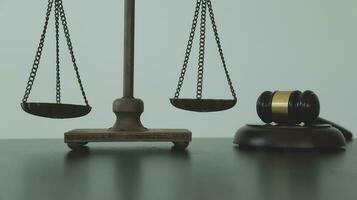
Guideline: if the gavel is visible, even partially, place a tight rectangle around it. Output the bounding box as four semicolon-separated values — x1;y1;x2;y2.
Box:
256;90;353;141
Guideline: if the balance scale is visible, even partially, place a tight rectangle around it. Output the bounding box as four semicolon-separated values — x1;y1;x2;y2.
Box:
21;0;238;150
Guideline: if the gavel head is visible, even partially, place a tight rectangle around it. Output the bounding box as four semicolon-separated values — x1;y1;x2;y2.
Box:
256;90;320;125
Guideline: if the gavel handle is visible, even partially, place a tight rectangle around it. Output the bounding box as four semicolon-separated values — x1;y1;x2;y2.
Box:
316;117;353;141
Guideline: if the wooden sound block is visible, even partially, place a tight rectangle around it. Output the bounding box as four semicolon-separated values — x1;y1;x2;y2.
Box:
234;124;346;150
64;129;192;151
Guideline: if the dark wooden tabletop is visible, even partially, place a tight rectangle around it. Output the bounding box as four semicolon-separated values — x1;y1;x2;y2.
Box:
0;139;356;200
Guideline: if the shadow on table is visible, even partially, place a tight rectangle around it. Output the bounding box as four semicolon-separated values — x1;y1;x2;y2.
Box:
233;145;347;200
21;146;191;200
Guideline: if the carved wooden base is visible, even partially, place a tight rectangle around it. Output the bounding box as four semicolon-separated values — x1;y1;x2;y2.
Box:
64;129;192;151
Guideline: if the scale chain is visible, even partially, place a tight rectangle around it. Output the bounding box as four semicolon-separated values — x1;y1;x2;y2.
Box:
22;0;89;106
174;0;202;99
196;0;207;99
22;0;54;103
57;0;89;106
174;0;237;100
55;0;61;103
207;0;237;100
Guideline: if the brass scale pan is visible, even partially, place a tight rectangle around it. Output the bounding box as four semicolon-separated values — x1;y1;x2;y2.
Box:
21;103;91;119
170;0;237;112
21;0;90;119
170;99;237;112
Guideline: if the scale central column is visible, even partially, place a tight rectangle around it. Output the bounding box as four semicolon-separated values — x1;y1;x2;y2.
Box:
111;0;147;131
64;0;191;150
123;0;134;98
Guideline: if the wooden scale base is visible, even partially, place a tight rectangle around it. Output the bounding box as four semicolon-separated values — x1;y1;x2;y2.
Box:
65;129;191;150
234;124;346;150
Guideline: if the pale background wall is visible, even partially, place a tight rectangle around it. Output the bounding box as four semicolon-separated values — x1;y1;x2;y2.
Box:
0;0;356;139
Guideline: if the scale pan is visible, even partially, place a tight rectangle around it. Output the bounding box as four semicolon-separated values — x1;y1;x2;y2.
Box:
170;98;237;112
21;102;91;119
